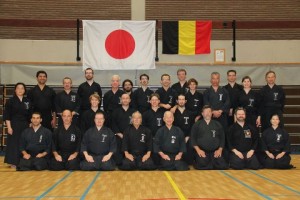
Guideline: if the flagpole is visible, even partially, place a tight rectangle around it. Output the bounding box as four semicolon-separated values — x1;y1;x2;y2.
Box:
231;20;236;62
76;19;81;61
155;20;159;61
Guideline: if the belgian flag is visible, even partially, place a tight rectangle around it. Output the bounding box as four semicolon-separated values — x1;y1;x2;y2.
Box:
162;21;212;55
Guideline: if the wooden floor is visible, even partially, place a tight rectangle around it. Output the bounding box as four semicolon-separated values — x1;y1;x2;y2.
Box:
0;155;299;200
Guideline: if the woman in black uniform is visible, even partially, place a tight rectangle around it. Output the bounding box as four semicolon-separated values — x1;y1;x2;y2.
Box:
261;114;293;169
3;82;31;168
237;76;261;128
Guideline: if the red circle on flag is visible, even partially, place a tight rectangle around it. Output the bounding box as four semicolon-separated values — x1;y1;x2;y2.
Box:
105;30;135;59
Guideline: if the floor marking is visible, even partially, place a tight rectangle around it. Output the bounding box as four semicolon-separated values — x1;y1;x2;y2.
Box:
80;172;101;200
164;171;186;200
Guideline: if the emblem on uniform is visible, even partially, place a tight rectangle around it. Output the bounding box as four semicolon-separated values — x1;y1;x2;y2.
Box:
194;99;199;107
71;95;76;102
171;136;176;143
70;134;76;142
184;117;189;125
157;118;162;126
147;95;150;103
244;129;252;138
274;93;278;101
101;134;107;143
219;94;223;101
211;130;216;138
118;97;122;104
169;96;173;104
24;102;30;110
248;98;254;107
276;134;282;142
39;135;43;143
140;133;146;143
129;116;132;124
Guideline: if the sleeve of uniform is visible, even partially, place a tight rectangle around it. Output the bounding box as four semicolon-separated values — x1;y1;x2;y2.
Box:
226;125;234;150
131;90;138;110
190;122;199;147
111;110;120;133
203;89;210;106
178;128;187;153
250;126;259;150
145;127;153;152
171;90;178;107
121;128;129;152
108;129;117;153
45;130;53;155
52;129;59;152
54;93;62;114
261;130;268;151
218;122;225;148
255;91;263;116
74;93;81;114
153;128;162;153
280;87;286;111
75;127;82;153
97;84;103;100
103;93;109;113
221;88;231;113
3;98;12;121
81;130;88;153
51;89;56;114
282;129;291;152
19;129;28;152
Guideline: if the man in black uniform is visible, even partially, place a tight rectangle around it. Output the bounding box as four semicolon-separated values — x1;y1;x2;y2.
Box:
122;79;134;103
260;71;285;131
185;78;203;122
81;93;106;133
80;112;116;171
224;70;243;126
191;105;228;170
132;74;154;113
27;70;56;131
55;77;80;127
119;111;156;170
173;94;195;164
171;69;188;95
154;111;189;171
77;68;102;115
18;112;52;171
103;75;124;127
111;93;136;165
50;110;81;170
156;74;178;111
227;108;261;169
203;72;230;130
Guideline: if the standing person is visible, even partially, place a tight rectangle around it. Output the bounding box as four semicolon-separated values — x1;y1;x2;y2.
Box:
173;94;195;164
203;72;230;130
237;76;261;128
27;70;56;131
122;79;134;102
18;112;52;171
50;110;81;171
77;68;102;115
153;111;189;171
185;78;203;122
3;82;31;168
80;112;117;171
261;114;293;169
81;93;106;133
260;71;285;131
132;74;154;113
119;111;156;170
191;105;228;170
227;108;261;170
156;74;178;111
103;75;124;127
111;93;136;165
55;77;80;127
171;69;188;95
224;70;243;127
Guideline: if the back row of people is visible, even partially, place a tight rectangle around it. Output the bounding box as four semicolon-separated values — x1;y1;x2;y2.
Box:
3;68;286;170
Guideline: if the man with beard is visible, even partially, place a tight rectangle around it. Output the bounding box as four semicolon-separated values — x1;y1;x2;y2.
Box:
27;71;56;131
19;112;52;171
80;112;116;171
191;105;228;170
132;74;154;113
154;111;189;171
227;108;261;169
156;74;178;111
119;111;156;170
77;68;102;115
171;69;189;95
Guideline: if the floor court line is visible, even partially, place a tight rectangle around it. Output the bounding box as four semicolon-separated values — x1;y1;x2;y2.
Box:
219;171;271;200
36;171;73;200
80;171;101;200
163;171;187;200
247;170;300;195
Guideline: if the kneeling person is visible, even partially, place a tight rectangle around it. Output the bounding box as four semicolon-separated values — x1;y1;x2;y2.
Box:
191;105;228;170
19;112;52;171
154;111;189;171
80;112;117;171
50;110;81;170
119;111;156;170
227;108;261;169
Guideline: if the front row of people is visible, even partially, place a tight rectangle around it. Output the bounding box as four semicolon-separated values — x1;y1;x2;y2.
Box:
18;106;294;171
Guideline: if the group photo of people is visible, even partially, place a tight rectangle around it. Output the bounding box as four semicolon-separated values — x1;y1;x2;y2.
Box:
3;68;294;171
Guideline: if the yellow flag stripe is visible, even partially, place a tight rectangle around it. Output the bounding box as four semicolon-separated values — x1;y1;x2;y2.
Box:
164;171;187;200
178;21;195;55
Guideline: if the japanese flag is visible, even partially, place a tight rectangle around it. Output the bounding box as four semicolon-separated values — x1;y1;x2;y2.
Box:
83;20;156;70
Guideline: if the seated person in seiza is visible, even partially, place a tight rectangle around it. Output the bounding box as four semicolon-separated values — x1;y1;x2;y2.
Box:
19;112;52;171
